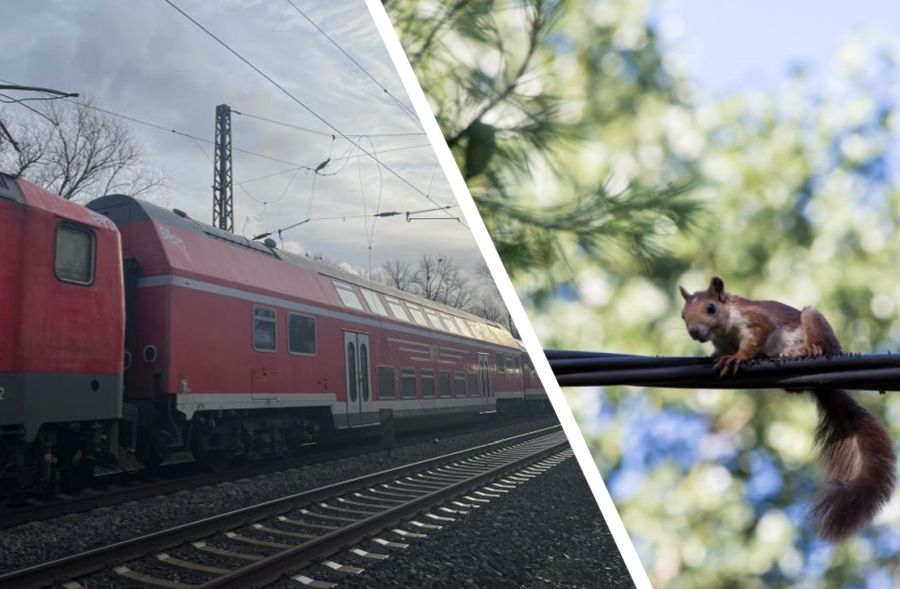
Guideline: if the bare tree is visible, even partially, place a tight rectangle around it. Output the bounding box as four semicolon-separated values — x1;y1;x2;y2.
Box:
469;293;506;324
0;98;164;201
378;259;416;291
376;255;476;311
415;255;474;310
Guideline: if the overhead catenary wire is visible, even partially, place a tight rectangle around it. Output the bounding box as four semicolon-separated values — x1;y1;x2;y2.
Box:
232;109;425;138
0;86;433;182
161;0;459;224
0;82;80;150
281;0;422;127
254;204;459;242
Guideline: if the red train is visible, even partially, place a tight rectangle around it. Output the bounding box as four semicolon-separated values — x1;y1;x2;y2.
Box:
0;172;546;490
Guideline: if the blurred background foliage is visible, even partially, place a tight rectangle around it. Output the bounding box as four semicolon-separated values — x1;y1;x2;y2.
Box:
384;0;900;587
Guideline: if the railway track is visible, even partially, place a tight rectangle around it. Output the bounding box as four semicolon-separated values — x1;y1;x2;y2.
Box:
0;425;569;589
0;416;556;532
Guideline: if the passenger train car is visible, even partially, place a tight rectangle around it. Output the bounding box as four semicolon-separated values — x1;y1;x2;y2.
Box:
0;172;546;489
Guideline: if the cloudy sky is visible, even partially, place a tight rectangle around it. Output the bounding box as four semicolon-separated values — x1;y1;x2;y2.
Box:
1;0;483;274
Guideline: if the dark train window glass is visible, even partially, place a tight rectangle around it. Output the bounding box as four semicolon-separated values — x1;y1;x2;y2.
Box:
253;306;277;351
288;314;316;355
454;372;466;396
438;371;451;397
421;369;435;397
377;366;396;399
401;368;417;398
55;223;95;285
360;343;369;401
468;374;479;396
347;342;357;402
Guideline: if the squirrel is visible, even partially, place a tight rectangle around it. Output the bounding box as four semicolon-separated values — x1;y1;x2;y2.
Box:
679;276;896;541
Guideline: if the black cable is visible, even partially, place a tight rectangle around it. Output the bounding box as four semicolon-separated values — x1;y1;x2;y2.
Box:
546;350;900;391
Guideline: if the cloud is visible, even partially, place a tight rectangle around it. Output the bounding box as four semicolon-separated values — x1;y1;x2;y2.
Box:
1;0;483;273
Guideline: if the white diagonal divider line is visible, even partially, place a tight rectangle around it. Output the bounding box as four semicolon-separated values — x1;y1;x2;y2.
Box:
362;2;652;588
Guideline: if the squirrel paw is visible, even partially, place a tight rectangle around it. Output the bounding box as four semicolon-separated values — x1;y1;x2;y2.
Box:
714;354;744;377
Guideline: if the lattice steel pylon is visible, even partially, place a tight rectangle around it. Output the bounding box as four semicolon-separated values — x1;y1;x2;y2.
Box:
212;103;233;232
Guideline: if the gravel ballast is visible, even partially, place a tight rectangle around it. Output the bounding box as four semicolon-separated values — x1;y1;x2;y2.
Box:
300;457;634;589
0;418;555;575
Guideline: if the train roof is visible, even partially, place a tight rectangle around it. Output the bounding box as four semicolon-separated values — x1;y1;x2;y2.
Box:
88;194;517;345
1;173;120;234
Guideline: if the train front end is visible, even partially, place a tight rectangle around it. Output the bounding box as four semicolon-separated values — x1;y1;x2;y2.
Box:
0;173;125;491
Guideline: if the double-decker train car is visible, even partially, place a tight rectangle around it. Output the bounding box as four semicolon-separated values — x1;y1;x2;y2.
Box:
0;171;548;489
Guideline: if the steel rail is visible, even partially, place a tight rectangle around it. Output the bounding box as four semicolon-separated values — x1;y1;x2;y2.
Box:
0;425;560;589
198;435;569;589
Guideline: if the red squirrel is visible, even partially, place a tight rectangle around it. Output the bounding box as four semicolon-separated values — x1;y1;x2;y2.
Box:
679;276;896;541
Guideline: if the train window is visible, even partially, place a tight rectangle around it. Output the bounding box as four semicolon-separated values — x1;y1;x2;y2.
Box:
438;370;451;397
401;368;417;398
439;314;460;335
424;308;442;330
333;281;365;311
506;356;517;373
454;372;466;396
359;288;389;316
456;319;474;338
288;314;316;355
421;369;435;397
55;223;95;285
468;373;479;396
384;296;410;322
253;306;277;351
347;343;357;402
406;303;429;327
377;366;396;399
360;343;370;401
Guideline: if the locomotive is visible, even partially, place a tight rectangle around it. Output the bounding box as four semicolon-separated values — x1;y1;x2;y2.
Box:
0;172;546;491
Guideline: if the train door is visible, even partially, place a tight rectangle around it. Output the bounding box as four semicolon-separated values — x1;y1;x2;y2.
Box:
477;352;491;410
343;331;372;426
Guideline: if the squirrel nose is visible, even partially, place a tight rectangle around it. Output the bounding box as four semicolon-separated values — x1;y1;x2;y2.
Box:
689;327;702;340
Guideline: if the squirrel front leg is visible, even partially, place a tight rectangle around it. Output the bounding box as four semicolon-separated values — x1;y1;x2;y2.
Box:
714;337;765;376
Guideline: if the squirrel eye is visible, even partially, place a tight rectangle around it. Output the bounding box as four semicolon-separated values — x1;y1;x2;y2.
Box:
706;303;717;315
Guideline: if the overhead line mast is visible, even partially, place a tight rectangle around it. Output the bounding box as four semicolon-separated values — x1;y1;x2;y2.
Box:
212;103;234;232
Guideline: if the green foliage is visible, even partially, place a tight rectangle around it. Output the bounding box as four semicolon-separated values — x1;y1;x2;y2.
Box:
539;22;900;589
385;0;700;296
386;0;900;586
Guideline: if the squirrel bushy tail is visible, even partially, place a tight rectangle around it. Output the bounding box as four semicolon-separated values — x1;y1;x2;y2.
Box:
808;388;896;541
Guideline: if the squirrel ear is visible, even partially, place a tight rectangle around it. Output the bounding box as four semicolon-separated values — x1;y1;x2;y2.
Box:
709;276;726;301
679;285;691;301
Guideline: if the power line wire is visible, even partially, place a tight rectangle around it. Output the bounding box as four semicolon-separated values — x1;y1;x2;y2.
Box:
255;204;460;241
161;0;457;223
282;0;422;127
232;109;425;138
238;142;433;184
